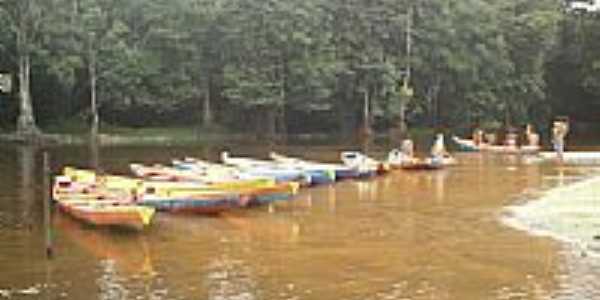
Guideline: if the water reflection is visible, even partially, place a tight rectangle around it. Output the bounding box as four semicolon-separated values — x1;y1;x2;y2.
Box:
52;211;159;300
205;255;258;300
221;212;302;244
54;214;155;276
89;138;101;171
3;145;600;299
327;186;336;213
19;145;37;229
552;250;600;300
97;259;129;300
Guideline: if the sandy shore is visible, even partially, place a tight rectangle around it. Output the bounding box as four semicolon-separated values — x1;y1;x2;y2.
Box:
505;174;600;255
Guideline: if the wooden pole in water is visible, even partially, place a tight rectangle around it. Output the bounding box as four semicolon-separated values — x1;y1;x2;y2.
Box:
42;151;53;259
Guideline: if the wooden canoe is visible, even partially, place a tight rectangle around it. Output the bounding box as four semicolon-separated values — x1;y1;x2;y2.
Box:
138;180;300;209
137;190;245;214
57;200;155;230
57;168;300;208
398;160;444;171
269;152;355;182
221;152;312;184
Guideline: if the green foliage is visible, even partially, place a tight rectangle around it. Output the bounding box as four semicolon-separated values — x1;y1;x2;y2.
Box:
1;0;597;134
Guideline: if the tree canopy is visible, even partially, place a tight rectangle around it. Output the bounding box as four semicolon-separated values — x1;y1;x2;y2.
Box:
0;0;596;138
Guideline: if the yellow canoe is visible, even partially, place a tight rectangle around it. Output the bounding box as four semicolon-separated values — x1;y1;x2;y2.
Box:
61;167;288;196
57;199;155;230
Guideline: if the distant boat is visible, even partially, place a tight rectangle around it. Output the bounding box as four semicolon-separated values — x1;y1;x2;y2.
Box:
451;136;480;152
452;136;539;154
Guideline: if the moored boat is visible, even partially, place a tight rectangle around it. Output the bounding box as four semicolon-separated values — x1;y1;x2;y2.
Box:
452;136;481;152
397;158;444;171
269;152;361;180
58;167;300;213
387;149;456;170
56;199;155;230
340;151;389;176
221;152;313;185
137;191;244;214
452;136;540;154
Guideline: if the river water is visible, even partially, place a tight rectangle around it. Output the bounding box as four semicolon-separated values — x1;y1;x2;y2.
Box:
0;143;599;300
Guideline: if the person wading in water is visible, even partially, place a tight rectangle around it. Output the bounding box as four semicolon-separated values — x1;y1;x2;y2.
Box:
552;118;569;161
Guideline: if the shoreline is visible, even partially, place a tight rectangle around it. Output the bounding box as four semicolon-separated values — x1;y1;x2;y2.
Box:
503;174;600;256
0;129;429;147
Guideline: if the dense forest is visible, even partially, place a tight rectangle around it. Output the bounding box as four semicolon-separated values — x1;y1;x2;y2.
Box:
0;0;599;139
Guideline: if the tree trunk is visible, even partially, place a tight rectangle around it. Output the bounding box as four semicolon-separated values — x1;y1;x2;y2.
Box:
89;137;100;171
335;78;354;137
16;26;39;136
202;78;213;127
363;89;370;132
277;69;287;137
265;106;277;140
89;46;99;138
359;89;372;142
396;6;412;137
398;98;407;134
277;104;287;138
426;78;441;128
504;100;511;128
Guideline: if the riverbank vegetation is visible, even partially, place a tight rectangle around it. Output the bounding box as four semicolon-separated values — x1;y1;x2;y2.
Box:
1;0;599;141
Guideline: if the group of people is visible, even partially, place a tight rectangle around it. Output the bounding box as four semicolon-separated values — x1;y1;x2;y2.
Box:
393;117;570;166
471;118;569;156
471;124;541;151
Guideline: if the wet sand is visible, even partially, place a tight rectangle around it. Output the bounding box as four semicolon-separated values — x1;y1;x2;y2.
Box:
506;172;600;254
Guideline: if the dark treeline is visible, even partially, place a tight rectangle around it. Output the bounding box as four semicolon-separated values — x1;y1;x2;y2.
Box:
0;0;599;138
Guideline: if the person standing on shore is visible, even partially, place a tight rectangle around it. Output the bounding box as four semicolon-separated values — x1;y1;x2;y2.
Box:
552;119;569;160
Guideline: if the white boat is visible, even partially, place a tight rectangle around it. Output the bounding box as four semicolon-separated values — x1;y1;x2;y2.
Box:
340;151;389;175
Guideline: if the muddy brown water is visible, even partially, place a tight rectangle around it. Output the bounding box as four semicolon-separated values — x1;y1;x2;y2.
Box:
0;143;599;300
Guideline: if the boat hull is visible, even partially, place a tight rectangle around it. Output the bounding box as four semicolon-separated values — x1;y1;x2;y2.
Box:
57;201;155;230
334;169;361;180
452;136;540;154
242;182;300;206
305;169;335;185
138;194;243;214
